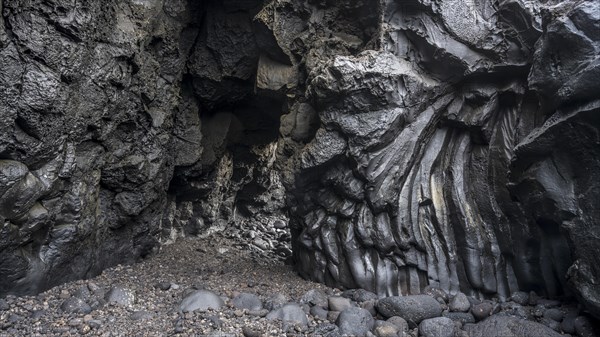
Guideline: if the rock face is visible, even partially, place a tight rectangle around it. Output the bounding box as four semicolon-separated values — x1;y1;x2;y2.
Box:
273;0;600;318
1;0;599;321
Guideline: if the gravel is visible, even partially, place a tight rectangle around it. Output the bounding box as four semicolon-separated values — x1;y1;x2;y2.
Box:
0;230;589;336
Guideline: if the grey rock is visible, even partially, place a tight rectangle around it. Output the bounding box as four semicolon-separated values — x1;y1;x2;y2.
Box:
60;297;92;314
0;298;8;311
301;289;329;308
423;287;449;304
179;290;225;313
310;305;329;320
465;315;563;337
130;311;154;321
335;307;375;337
471;302;494;321
510;292;529;306
328;296;353;312
442;312;476;325
264;293;288;311
373;320;400;337
449;293;470;312
418;317;455;337
105;285;135;307
266;303;308;330
232;293;263;311
313;322;341;337
544;308;564;322
574;316;598;337
352;289;379;303
377;295;442;326
386;316;409;334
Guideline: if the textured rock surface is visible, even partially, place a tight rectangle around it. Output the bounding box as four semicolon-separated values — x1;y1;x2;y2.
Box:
273;0;600;319
1;0;599;323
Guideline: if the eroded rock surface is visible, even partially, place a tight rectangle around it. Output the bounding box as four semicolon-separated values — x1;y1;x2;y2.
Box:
1;0;599;323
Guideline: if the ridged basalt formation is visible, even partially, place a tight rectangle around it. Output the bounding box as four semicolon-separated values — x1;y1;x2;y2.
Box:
1;0;599;320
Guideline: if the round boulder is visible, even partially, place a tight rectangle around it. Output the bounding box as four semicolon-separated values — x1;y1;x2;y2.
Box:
179;289;225;313
419;317;455;337
376;295;442;327
335;307;375;337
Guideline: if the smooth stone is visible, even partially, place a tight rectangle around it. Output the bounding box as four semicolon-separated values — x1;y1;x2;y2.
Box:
352;289;379;303
232;293;263;311
449;293;470;312
179;290;225;313
335;307;375;337
266;303;309;330
328;296;353;312
377;295;442;327
464;315;563;337
471;302;494;321
419;317;455;337
60;297;92;314
105;285;135;307
310;305;329;320
0;299;9;311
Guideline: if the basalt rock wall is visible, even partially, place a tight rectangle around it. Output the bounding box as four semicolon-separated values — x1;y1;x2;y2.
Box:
1;0;599;319
264;0;600;317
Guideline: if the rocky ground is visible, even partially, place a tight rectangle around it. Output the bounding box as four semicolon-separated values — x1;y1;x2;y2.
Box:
0;224;598;337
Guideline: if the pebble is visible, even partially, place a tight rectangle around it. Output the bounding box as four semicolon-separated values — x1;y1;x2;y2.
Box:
335;307;374;337
155;282;171;291
376;295;442;326
179;289;225;313
0;299;9;311
449;292;471;312
419;317;455;337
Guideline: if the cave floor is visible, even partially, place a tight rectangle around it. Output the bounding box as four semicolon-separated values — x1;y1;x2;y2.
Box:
0;232;335;336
